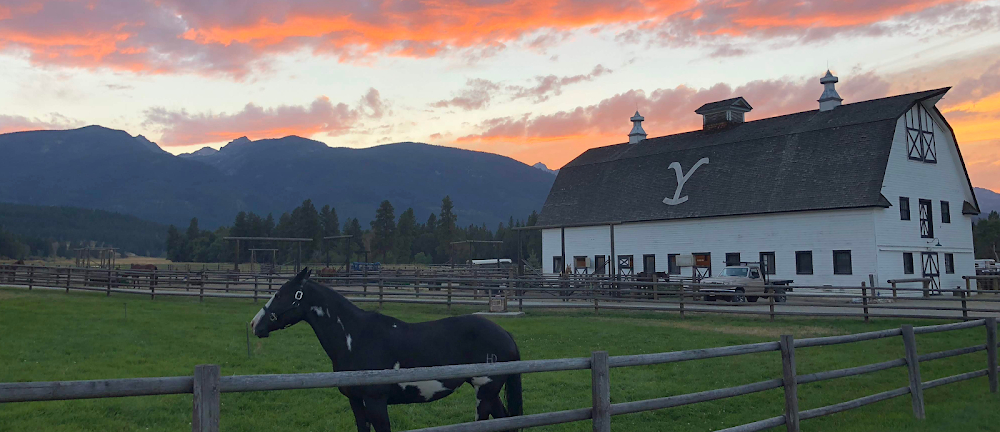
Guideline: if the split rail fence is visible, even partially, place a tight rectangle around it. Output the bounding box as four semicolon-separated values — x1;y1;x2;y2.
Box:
3;264;1000;321
2;319;997;432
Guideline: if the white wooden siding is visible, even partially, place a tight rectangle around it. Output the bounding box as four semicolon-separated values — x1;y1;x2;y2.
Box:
875;101;977;290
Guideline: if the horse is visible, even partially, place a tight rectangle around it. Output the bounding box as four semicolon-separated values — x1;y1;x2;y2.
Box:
130;264;158;289
250;268;523;432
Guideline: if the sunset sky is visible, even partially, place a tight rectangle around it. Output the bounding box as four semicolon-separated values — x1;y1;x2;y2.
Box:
1;0;999;190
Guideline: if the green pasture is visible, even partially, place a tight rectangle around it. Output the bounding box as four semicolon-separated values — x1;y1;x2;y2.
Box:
1;286;998;431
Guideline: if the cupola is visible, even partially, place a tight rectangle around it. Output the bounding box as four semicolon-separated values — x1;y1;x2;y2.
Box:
694;97;752;130
818;70;843;112
628;111;647;144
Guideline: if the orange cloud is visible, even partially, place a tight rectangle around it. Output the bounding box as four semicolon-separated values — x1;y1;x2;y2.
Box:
0;0;990;76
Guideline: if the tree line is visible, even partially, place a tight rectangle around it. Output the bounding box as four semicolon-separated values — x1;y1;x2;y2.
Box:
165;196;543;267
974;211;1000;259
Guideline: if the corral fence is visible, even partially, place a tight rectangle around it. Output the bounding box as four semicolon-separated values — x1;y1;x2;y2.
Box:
3;264;1000;321
2;319;997;432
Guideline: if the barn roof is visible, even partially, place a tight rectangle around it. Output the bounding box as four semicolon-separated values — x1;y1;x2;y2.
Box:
538;88;955;227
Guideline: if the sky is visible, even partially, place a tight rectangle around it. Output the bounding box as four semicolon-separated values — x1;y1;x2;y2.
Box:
1;0;1000;191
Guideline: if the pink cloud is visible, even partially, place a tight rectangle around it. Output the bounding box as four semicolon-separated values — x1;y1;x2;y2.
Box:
0;113;83;134
510;64;613;103
143;88;386;146
0;0;987;76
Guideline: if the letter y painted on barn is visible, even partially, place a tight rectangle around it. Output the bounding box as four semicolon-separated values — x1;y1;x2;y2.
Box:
663;158;709;206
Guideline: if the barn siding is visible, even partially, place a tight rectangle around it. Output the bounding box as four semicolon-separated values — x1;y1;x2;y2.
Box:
544;209;879;287
875;101;978;291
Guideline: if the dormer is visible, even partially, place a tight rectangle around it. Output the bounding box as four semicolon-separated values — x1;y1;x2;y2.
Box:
694;97;752;131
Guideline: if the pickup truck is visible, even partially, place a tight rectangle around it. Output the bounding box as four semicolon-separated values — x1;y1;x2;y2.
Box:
698;262;792;303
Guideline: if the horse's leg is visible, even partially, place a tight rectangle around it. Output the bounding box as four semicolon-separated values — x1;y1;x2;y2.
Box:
363;396;392;432
474;386;493;421
348;397;370;432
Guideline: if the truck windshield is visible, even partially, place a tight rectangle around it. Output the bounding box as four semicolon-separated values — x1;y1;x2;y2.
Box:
721;268;749;277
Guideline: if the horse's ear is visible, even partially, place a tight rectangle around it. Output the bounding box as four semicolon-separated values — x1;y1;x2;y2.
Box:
292;267;311;285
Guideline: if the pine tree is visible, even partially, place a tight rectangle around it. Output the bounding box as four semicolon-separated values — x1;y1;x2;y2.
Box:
395;208;417;263
435;196;459;263
370;200;396;262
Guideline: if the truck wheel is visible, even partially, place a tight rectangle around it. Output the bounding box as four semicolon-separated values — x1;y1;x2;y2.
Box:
730;289;746;303
747;295;759;303
775;289;788;303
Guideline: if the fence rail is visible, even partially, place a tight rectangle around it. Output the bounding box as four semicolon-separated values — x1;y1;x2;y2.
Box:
3;264;1000;322
2;317;996;432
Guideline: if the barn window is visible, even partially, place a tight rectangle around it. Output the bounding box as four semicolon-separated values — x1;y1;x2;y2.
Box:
726;253;741;266
667;254;680;275
945;253;955;274
900;197;910;220
553;256;564;274
617;255;633;270
903;253;914;274
941;201;951;224
833;250;853;275
759;252;776;275
905;104;937;163
795;251;813;275
919;199;934;238
574;256;588;270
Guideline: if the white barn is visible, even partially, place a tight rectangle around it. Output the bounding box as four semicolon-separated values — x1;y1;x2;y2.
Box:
537;72;981;292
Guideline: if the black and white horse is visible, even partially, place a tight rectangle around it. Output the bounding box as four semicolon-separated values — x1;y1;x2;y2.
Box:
251;268;523;432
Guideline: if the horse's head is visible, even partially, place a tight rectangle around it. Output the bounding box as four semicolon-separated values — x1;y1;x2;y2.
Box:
251;267;312;338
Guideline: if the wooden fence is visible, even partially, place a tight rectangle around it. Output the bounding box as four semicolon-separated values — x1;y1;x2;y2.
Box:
3;264;1000;321
2;318;996;432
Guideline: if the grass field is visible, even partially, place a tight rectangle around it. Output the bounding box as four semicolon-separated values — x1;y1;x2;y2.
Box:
1;287;998;432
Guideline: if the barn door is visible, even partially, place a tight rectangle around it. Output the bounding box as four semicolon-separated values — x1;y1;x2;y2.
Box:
919;199;934;238
594;255;607;275
922;252;940;294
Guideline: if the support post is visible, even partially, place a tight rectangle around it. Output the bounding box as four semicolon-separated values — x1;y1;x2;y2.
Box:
447;278;453;312
560;226;566;275
780;334;800;432
922;279;930;298
378;277;384;310
987;317;998;394
892;281;898;300
106;269;112;297
199;280;204;303
150;275;155;300
961;289;969;320
902;324;926;419
590;351;611;432
65;267;71;293
769;289;775;322
253;275;259;303
593;285;600;315
28;266;34;290
192;364;220;432
861;282;869;323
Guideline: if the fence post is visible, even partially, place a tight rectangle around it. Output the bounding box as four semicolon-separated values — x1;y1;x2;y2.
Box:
28;266;34;290
447;278;452;312
892;281;898;300
902;324;926;419
768;289;775;322
199;280;204;303
590;351;611;432
922;279;930;298
150;275;155;300
780;335;800;432
961;289;969;320
378;277;384;310
106;269;112;297
253;275;259;303
678;284;685;318
987;317;998;394
192;364;220;432
593;285;600;315
65;267;71;293
861;282;869;323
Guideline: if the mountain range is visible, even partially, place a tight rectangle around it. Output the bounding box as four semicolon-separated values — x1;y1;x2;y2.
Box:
0;126;556;228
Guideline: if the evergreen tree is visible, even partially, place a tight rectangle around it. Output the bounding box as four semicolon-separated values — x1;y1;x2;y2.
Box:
166;225;184;262
395;208;418;263
435;196;459;263
320;205;340;237
370;200;396;262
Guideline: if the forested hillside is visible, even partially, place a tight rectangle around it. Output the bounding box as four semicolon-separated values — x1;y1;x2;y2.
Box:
166;196;542;267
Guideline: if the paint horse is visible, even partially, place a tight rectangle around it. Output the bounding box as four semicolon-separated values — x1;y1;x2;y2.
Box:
251;268;523;432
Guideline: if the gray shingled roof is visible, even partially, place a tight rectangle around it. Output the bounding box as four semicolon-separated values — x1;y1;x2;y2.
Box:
538;88;963;227
695;97;752;114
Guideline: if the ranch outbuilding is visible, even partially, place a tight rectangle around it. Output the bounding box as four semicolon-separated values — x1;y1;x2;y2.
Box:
537;71;980;293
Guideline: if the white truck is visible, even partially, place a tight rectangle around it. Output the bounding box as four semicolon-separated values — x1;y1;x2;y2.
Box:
698;262;792;303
